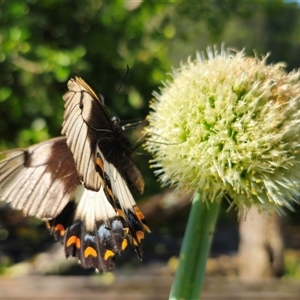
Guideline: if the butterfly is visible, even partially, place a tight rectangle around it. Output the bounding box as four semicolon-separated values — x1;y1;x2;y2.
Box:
0;77;150;271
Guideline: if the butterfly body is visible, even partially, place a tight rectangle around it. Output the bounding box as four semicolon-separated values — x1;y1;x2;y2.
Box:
0;77;149;271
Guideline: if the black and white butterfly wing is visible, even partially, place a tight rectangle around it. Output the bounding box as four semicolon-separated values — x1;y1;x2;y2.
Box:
62;77;113;191
48;185;128;271
0;137;79;219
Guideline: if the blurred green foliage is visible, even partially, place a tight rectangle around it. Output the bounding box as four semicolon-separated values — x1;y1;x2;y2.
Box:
1;1;299;148
1;0;300;272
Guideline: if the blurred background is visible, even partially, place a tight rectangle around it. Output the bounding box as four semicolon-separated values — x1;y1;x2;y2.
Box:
1;1;300;299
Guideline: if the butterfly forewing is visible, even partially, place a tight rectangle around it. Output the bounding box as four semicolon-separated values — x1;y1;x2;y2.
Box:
0;137;80;219
62;77;113;191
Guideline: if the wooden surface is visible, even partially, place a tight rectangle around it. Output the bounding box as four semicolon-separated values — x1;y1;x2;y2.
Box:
1;273;300;299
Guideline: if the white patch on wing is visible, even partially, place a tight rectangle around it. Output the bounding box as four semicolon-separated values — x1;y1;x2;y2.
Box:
0;150;26;191
99;151;136;215
0;137;80;220
28;142;53;166
74;185;118;232
1;158;73;219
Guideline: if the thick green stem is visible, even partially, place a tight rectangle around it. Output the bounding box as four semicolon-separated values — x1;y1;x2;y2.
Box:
169;191;221;300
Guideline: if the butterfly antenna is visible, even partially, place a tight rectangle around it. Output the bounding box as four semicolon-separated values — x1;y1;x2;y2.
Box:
114;65;130;101
122;119;146;131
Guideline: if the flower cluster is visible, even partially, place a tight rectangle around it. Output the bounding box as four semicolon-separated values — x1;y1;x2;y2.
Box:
144;47;300;213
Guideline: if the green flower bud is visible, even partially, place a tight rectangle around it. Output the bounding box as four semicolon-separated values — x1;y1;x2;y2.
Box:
144;47;300;213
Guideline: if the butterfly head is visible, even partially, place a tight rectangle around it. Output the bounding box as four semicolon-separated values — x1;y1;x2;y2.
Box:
111;116;121;127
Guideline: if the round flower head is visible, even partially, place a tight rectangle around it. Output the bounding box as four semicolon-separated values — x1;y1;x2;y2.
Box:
144;47;300;213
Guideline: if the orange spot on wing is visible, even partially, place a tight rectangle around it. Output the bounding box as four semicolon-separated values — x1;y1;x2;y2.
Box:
104;249;115;260
134;205;145;221
67;235;81;248
142;224;151;233
117;208;126;220
96;157;104;171
84;246;97;258
136;230;145;243
132;231;143;246
54;224;65;237
121;239;128;251
133;206;151;232
105;186;114;198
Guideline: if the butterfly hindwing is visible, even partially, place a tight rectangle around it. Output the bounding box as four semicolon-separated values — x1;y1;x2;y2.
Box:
48;186;128;271
97;148;150;257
